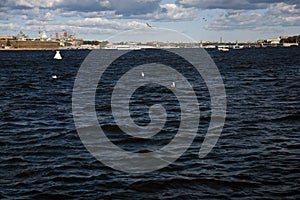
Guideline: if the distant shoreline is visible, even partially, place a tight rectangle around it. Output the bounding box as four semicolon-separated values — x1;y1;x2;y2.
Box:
0;48;92;51
0;48;57;50
1;44;299;51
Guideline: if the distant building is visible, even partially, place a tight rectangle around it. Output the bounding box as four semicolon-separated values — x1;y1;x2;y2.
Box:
56;32;76;41
72;39;83;46
280;36;289;40
56;32;68;40
268;38;281;45
0;36;14;40
41;31;48;41
55;31;83;46
0;36;14;48
16;31;29;41
11;40;59;49
257;37;281;46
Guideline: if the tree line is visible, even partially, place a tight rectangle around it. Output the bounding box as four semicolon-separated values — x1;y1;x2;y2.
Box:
83;40;109;46
280;36;299;43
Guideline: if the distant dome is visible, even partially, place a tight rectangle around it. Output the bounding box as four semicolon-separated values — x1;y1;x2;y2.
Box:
41;31;47;39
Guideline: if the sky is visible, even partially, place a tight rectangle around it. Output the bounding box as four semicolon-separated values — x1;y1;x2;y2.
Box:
1;0;300;42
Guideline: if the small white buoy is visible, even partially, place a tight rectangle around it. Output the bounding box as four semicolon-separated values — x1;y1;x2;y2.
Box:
141;72;145;77
170;81;176;88
54;51;62;60
52;75;57;79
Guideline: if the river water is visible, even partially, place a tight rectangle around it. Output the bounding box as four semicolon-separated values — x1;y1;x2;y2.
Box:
0;47;299;199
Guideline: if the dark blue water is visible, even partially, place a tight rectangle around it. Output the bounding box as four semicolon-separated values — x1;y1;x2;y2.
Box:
0;48;299;199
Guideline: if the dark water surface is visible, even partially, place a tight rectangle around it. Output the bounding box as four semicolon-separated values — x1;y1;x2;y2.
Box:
0;48;299;199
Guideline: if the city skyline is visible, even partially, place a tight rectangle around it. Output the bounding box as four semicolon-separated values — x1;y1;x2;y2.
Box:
1;0;300;42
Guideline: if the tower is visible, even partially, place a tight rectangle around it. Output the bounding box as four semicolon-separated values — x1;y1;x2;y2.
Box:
40;17;47;41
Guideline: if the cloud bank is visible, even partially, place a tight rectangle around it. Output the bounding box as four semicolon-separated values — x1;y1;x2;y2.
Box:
0;0;299;39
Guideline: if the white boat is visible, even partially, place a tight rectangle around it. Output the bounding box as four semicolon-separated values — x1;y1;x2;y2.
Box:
117;46;141;50
204;45;216;49
233;44;244;50
104;45;141;50
218;46;229;52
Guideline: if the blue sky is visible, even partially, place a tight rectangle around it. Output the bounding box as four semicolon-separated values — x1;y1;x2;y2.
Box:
1;0;300;42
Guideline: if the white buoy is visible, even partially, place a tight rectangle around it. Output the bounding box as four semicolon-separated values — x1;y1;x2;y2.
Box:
171;82;176;88
52;75;57;79
141;72;144;77
54;51;62;60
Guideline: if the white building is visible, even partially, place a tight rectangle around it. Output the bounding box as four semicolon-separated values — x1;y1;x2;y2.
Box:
267;38;281;45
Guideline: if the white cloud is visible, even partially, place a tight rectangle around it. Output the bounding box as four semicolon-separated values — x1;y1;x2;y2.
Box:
1;0;59;8
206;2;300;31
268;2;300;15
176;0;268;10
0;23;22;30
120;3;199;21
207;10;263;30
158;3;199;20
265;2;300;26
109;0;161;15
1;0;300;40
66;17;147;31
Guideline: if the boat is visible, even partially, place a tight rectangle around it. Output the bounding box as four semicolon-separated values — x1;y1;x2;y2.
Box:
116;46;141;50
104;45;141;50
204;45;216;49
233;44;244;50
218;45;229;52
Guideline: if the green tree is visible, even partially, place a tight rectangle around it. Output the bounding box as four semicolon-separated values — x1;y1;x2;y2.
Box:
99;41;109;47
83;40;101;45
281;36;298;43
